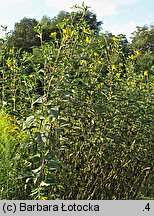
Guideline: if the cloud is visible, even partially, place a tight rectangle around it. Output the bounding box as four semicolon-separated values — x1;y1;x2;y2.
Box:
0;0;139;38
0;0;32;36
105;20;137;38
45;0;117;17
0;0;31;7
45;0;138;18
116;0;137;5
1;0;30;3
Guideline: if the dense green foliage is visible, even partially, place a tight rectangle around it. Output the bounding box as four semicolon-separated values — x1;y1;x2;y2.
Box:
8;18;40;52
131;24;154;54
0;110;28;199
0;5;153;200
130;24;154;75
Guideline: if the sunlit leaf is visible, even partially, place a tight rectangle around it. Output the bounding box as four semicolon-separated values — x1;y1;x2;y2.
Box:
23;116;35;130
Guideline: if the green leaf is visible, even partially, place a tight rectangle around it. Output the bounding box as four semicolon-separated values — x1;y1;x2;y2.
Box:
40;181;51;187
47;159;60;170
23;115;35;130
32;166;42;174
32;95;44;105
34;132;48;147
49;106;59;119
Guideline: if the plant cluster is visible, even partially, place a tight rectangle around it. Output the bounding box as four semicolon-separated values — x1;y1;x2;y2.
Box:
0;4;153;200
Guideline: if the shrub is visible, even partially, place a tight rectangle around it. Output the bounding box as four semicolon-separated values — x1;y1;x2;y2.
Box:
0;110;28;199
0;4;153;199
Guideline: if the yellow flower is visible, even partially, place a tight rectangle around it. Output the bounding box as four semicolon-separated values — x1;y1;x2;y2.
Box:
86;37;91;44
63;28;71;35
144;70;148;76
98;60;102;65
116;73;121;78
62;28;72;39
128;54;136;60
9;49;14;54
81;60;87;64
50;32;57;37
29;74;33;78
40;197;48;200
112;64;116;70
63;56;67;60
94;52;99;57
63;29;67;34
119;62;123;67
83;27;89;34
6;59;11;67
97;82;104;88
136;50;141;56
112;36;119;42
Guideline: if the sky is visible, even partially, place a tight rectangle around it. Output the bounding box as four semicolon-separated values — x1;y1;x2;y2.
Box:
0;0;154;39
